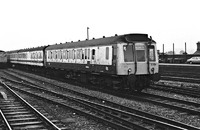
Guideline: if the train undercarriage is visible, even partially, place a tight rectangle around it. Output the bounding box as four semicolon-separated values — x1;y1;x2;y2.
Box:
9;63;160;92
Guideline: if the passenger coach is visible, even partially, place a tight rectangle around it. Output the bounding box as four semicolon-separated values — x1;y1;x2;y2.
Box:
7;46;48;68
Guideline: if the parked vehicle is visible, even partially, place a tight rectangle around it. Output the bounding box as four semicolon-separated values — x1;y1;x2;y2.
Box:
186;57;200;64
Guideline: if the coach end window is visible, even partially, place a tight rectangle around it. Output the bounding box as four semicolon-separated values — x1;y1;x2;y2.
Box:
106;47;109;60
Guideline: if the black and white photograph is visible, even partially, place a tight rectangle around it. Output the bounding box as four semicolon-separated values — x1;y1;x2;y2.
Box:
0;0;200;129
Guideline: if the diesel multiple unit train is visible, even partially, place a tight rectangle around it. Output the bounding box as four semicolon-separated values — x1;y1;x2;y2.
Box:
1;33;160;91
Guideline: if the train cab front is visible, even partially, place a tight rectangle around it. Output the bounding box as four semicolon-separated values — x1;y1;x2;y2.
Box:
116;34;159;91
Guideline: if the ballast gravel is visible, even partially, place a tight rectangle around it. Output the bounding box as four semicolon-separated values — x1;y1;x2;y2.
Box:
3;69;200;128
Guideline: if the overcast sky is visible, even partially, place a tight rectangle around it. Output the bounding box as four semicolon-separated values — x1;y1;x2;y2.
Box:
0;0;199;54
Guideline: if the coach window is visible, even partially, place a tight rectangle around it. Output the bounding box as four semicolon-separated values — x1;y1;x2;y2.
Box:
66;50;69;59
48;51;50;59
106;47;109;60
38;52;40;59
50;51;52;59
55;51;58;59
69;50;71;59
35;53;37;59
38;52;41;59
72;50;75;59
63;50;66;59
33;53;35;59
75;50;77;59
78;49;81;59
76;49;79;59
34;52;37;59
52;51;55;59
92;49;95;60
39;52;41;59
82;49;85;59
40;52;43;59
80;49;83;59
62;50;65;59
85;49;87;59
88;49;90;59
57;51;60;59
53;51;55;59
40;52;42;59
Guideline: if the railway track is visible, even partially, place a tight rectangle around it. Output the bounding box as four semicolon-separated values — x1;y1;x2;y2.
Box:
0;80;61;130
1;69;200;129
150;83;200;98
161;75;200;83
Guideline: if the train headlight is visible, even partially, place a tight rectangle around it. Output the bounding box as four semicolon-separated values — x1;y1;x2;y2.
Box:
128;68;132;75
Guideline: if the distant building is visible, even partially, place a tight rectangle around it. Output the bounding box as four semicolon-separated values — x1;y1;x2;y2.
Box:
194;41;200;54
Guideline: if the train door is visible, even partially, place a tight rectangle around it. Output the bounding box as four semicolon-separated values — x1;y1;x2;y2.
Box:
90;47;97;64
148;44;158;74
135;43;147;75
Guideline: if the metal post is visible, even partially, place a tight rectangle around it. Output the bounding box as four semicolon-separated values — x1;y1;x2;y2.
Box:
87;27;89;40
162;44;164;61
185;42;187;54
185;42;187;62
173;43;174;63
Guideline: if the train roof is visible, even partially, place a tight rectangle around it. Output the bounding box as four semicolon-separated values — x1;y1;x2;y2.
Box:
6;50;19;54
18;46;49;52
46;33;154;50
7;46;49;53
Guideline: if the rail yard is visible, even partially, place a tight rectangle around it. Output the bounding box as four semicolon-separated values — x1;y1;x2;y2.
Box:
1;63;200;129
1;34;200;130
1;0;200;129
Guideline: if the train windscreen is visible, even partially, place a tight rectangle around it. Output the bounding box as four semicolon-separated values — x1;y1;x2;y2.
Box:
123;45;134;62
136;44;146;62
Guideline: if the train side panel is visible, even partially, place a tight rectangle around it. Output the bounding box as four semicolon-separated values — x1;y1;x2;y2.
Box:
45;45;116;74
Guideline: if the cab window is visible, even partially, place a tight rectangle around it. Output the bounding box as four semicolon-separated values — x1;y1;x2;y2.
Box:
149;46;156;61
136;45;145;62
123;45;134;62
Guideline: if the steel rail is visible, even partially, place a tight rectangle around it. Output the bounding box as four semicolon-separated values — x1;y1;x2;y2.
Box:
151;84;200;98
2;70;200;130
0;80;61;130
0;109;12;130
1;77;196;130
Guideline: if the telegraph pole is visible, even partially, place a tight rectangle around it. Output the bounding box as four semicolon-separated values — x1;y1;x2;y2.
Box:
162;44;164;61
173;43;174;63
87;27;89;40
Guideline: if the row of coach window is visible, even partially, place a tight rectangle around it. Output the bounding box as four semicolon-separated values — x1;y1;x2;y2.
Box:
48;48;94;60
9;47;110;61
10;52;43;59
47;47;110;61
